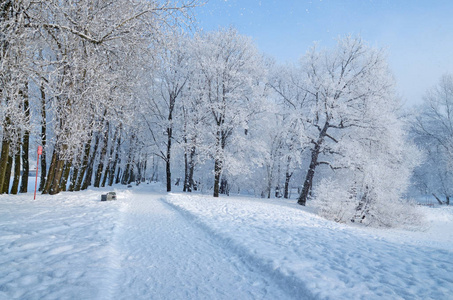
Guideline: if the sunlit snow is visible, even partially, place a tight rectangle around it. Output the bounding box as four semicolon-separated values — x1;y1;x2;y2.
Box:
1;183;452;299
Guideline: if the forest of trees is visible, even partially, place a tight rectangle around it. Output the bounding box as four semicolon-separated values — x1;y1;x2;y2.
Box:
1;1;451;227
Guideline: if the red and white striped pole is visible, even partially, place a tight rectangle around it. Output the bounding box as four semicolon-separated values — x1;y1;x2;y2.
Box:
34;146;42;200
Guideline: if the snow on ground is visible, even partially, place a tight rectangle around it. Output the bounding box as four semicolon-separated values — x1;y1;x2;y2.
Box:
0;183;452;299
165;193;453;300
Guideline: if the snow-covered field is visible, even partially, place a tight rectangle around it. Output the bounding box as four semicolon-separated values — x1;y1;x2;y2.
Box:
1;184;452;299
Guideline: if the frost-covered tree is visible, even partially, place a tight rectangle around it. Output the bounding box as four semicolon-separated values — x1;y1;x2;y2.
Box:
412;74;453;205
267;62;308;198
293;37;395;205
143;33;191;192
27;0;199;194
0;0;36;194
281;36;421;227
190;28;266;197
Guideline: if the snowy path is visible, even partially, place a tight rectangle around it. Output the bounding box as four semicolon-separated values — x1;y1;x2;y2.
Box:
108;189;291;300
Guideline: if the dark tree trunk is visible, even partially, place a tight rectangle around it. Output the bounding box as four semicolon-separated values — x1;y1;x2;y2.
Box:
220;177;229;196
122;164;129;185
68;164;79;192
111;127;122;186
101;163;110;187
188;151;195;191
297;144;321;206
19;83;29;193
165;93;176;193
128;165;135;184
142;160;147;183
11;149;21;194
298;121;329;206
122;151;133;185
213;158;221;197
2;154;13;194
284;171;292;199
183;138;196;192
82;132;100;190
19;129;29;193
115;167;122;185
38;81;47;192
283;156;293;199
74;135;92;191
49;157;65;195
213;129;224;198
94;123;109;188
166;152;171;192
0;129;11;192
122;134;135;185
183;149;189;192
42;149;57;194
122;147;133;185
59;161;71;191
150;155;160;183
102;126;118;187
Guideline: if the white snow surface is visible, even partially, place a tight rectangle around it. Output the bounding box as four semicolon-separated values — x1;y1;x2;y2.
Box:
0;183;452;299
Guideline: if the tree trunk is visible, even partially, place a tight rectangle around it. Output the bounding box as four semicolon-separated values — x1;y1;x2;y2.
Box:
74;136;92;191
213;130;223;198
122;134;135;185
11;149;21;194
122;151;132;185
68;164;79;192
128;164;135;184
111;127;122;186
94;123;109;188
213;158;221;197
0;132;11;192
220;177;229;196
42;149;57;194
59;161;71;191
432;193;443;205
115;167;122;185
266;163;273;199
297;144;321;205
298;121;329;206
68;150;83;192
188;149;195;191
183;148;189;192
38;80;47;192
19;129;29;193
19;83;29;193
166;153;171;192
102;126;118;187
101;163;110;187
82;132;100;190
284;171;292;199
49;157;65;195
166;95;175;192
2;154;13;194
142;160;147;183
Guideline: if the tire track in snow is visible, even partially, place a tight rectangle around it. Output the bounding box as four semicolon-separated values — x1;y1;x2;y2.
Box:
109;189;292;300
162;195;317;300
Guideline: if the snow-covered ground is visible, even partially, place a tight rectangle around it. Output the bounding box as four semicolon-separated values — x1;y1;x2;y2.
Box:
0;184;452;299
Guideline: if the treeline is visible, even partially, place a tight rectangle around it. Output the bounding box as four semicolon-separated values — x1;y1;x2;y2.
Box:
1;1;451;227
0;0;196;195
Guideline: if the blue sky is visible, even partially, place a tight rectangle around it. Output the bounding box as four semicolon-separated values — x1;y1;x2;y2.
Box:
195;0;453;106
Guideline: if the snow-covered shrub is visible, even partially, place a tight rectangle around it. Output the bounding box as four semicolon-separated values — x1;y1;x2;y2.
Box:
312;155;423;228
312;178;357;223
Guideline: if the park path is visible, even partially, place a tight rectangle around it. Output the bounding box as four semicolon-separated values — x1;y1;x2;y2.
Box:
106;189;291;300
